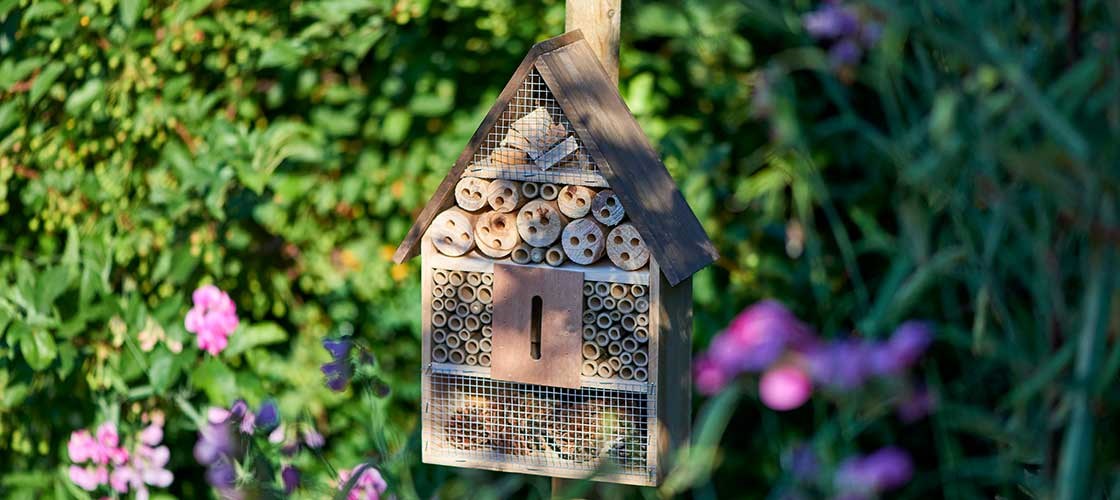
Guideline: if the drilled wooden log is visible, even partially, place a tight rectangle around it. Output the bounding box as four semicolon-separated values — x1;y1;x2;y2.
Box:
545;245;566;267
516;200;566;247
486;179;524;213
558;185;597;219
474;211;521;258
429;208;477;257
591;189;625;226
539;183;559;201
561;218;607;265
530;246;546;264
454;177;490;212
606;223;650;270
510;242;533;264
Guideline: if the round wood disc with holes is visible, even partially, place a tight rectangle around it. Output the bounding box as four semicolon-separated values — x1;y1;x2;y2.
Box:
429;207;477;257
454;177;490;212
558;185;597;219
517;199;567;248
561;218;607;265
591;189;625;226
486;179;523;213
474;211;521;258
606;223;650;270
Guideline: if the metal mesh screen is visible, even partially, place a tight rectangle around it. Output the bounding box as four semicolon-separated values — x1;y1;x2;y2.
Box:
466;68;608;187
426;369;653;479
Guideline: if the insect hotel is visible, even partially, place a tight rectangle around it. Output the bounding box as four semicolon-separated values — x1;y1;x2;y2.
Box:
393;31;718;486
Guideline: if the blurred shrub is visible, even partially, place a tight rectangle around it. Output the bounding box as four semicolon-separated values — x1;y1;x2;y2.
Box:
0;0;1117;498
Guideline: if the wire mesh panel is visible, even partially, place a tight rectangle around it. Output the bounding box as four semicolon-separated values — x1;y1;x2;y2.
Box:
426;369;654;481
466;68;609;187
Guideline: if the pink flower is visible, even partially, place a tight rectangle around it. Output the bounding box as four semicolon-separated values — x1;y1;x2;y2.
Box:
693;355;732;395
69;465;108;491
710;300;815;374
139;424;163;447
68;430;98;463
184;284;239;356
759;364;813;411
338;465;388;500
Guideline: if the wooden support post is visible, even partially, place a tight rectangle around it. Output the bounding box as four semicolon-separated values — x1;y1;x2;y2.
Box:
565;0;622;85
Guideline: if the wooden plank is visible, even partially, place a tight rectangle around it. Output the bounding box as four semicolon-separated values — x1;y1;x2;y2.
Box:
421;237;435;464
535;40;719;286
649;258;693;484
490;264;584;388
423;454;655;487
564;0;622;85
393;31;588;264
426;249;649;284
429;361;652;393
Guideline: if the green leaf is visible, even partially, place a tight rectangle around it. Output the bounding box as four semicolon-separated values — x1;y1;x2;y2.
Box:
223;322;288;357
64;79;104;115
191;357;237;403
147;349;179;391
20;329;58;371
29;62;64;106
119;0;144;27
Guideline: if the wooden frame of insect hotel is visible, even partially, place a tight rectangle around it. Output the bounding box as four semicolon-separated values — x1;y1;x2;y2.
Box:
393;31;718;486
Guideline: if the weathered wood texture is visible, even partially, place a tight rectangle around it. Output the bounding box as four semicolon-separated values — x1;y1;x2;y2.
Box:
564;0;622;85
649;259;693;483
474;211;521;258
429;208;477;257
606;223;649;270
517;199;567;247
490;264;584;389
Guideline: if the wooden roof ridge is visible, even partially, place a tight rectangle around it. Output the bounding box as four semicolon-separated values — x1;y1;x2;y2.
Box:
394;31;718;286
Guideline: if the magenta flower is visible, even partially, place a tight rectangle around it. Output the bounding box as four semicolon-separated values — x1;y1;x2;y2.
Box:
759;364;813;411
68;430;98;463
693;300;814;394
184;284;240;356
282;465;301;494
67;419;172;497
338;464;388;500
69;465;109;491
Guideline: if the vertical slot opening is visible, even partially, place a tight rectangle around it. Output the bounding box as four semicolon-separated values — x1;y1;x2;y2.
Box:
530;295;543;360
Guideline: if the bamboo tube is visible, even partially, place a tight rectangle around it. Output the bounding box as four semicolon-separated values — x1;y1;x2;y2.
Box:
596;362;614;378
634;349;648;367
448;348;465;364
583;311;597;325
486;179;524;213
485;303;493;313
530;246;546;263
432;298;446;312
587;295;604;311
622;337;638;353
447;316;463;332
617;298;635;314
469;302;484;315
478;353;491;367
432;285;446;299
517;199;567;247
619;365;634;380
432;312;448;328
448;271;465;287
455;303;471;318
582;326;597;341
464;316;481;332
465;339;481;354
595;332;610;347
603;297;617;310
446;335;462;349
636;314;649;327
634;367;648;382
481;326;493;338
608;357;622;371
510;243;533;264
454;177;490;212
581;360;598;377
443;298;458;313
433;270;450;286
479;312;491;324
609;310;622;322
457;329;472;341
591;189;625;226
594;282;610;297
481;273;493;286
476;286;493;304
465;354;478;366
545;245;565;267
630;284;647;297
429;208;478;257
539;183;559;200
432;329;448;344
582;342;600;360
557;185;597;219
607;341;623;356
582;283;595;296
635;327;649;343
474;211;521;258
619;352;633;365
608;327;622;341
466;272;482;287
606;223;650;271
635;298;650;313
479;338;492;353
520;181;540;199
620;314;637;332
609;283;627;299
561;218;607;265
596;313;612;329
432;345;449;363
457;285;477;303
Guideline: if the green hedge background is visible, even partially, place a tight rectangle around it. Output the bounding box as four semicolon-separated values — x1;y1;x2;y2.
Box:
1;0;1118;498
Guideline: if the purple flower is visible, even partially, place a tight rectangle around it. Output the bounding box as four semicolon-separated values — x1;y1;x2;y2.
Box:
322;359;352;392
205;458;237;489
303;426;325;449
887;321;932;368
255;401;279;432
804;3;860;40
804;340;872;390
829;38;863;67
194;421;235;466
897;387;936;423
784;445;820;481
835;447;913;494
713;300;814;372
694;355;732;395
323;338;352;360
282;465;301;494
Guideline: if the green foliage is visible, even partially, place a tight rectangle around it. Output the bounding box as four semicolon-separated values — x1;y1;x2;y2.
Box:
0;0;1118;498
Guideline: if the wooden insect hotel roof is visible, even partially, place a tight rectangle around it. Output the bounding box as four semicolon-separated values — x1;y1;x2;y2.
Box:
394;31;718;286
